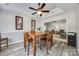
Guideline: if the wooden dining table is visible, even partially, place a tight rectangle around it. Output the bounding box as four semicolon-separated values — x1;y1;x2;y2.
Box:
28;32;47;56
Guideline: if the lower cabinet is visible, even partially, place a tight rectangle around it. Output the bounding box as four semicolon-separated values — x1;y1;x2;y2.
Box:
68;32;76;48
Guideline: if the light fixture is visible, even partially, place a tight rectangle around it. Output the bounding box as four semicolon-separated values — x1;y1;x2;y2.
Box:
37;11;42;15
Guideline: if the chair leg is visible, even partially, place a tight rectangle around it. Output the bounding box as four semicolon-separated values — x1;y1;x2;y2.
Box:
24;40;27;51
50;39;53;49
24;43;26;51
50;41;51;49
46;40;49;55
0;42;1;52
6;39;8;48
51;38;53;46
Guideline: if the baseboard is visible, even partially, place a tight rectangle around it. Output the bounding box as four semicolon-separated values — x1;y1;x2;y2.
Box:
8;40;23;45
2;40;23;47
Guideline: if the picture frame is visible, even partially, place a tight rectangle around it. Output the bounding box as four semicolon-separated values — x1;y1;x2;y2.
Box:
31;20;36;31
15;16;23;30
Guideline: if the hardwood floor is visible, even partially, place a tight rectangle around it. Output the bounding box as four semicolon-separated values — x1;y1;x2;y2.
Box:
0;34;78;56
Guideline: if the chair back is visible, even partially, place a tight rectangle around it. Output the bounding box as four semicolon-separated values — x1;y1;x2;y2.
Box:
52;30;55;34
24;32;29;42
59;30;64;34
49;32;53;40
24;32;29;38
45;32;50;41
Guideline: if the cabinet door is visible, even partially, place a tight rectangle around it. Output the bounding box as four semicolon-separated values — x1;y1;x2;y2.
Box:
68;36;75;40
68;35;76;48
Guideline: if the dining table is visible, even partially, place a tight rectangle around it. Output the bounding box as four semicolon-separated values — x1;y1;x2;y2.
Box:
28;32;47;56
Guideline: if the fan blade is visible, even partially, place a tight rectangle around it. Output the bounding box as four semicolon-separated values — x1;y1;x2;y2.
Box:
38;3;40;6
40;14;42;16
32;12;37;15
41;3;46;9
42;10;50;12
29;7;37;10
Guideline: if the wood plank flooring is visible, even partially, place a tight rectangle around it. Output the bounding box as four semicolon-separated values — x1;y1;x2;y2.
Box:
0;39;78;56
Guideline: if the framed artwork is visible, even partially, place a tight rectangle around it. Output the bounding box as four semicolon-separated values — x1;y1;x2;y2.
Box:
31;20;36;31
15;16;23;30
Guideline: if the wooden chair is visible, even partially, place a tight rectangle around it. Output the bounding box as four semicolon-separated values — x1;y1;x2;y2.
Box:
49;32;53;48
51;30;55;34
40;32;53;54
0;33;8;52
30;31;37;56
24;32;28;51
59;30;66;39
24;32;33;55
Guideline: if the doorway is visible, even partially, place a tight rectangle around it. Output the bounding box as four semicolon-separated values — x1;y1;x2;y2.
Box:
44;19;67;43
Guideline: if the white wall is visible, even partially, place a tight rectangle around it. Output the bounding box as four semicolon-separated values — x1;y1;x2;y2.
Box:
46;21;66;31
0;10;32;44
39;11;76;47
41;11;76;32
1;31;23;45
75;6;79;50
0;10;77;47
0;10;31;32
36;20;46;32
37;9;79;52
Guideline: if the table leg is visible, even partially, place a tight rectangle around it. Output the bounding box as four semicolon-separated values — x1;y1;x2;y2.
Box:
33;44;36;56
24;38;28;51
27;38;29;55
39;37;42;50
46;39;49;55
50;39;53;49
33;38;36;56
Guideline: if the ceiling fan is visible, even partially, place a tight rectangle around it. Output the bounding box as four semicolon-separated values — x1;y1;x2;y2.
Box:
29;3;50;16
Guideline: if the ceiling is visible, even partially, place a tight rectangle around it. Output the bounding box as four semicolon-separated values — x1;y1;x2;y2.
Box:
0;3;78;18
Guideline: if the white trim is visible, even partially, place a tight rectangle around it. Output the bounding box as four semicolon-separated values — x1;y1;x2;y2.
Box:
1;30;24;33
1;40;23;47
8;40;23;45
